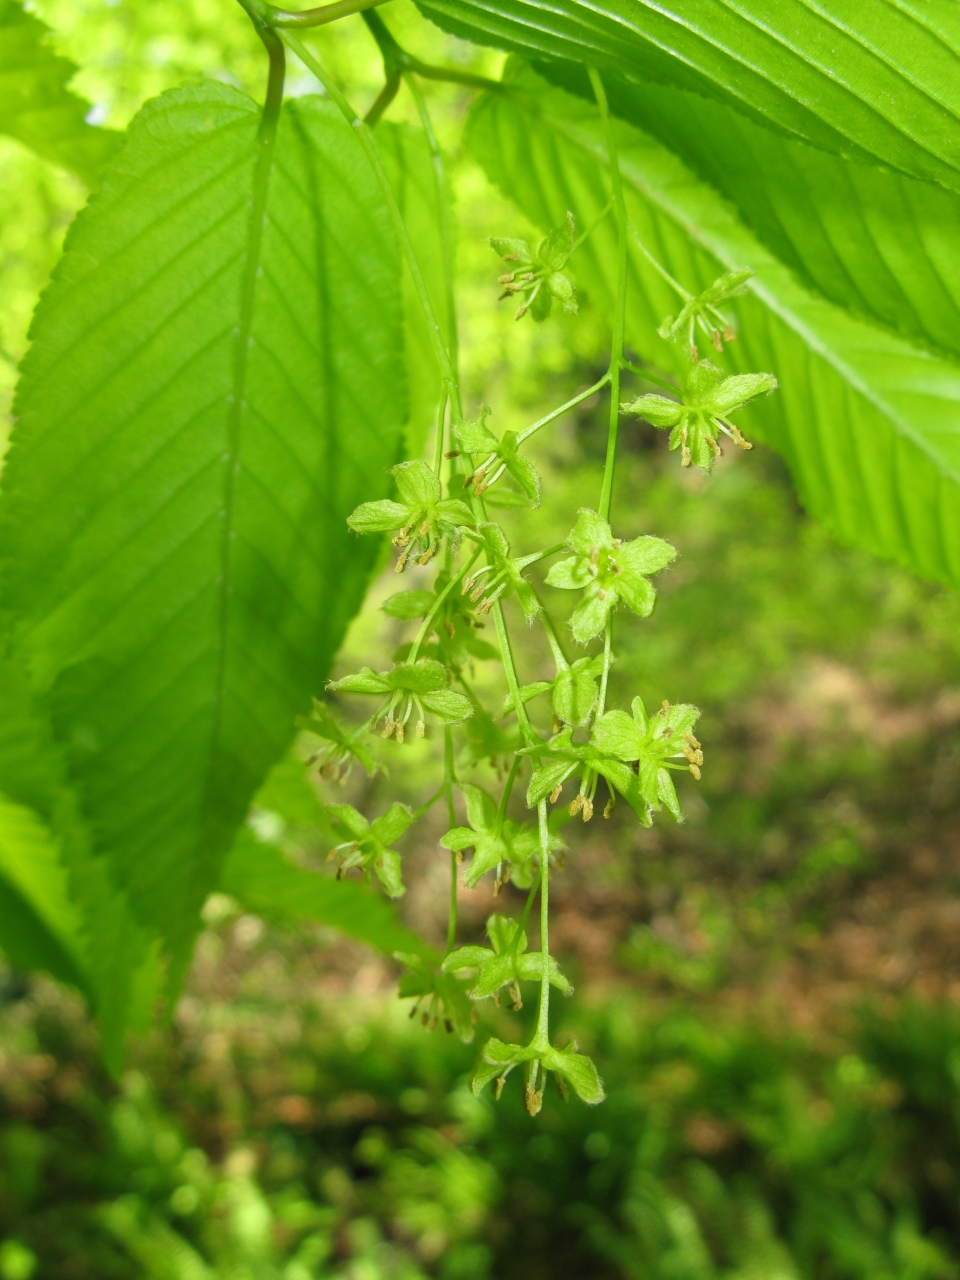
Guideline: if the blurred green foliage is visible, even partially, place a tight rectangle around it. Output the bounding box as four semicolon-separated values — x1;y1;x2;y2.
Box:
4;976;960;1280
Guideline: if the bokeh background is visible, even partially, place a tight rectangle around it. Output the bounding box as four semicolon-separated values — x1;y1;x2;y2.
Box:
4;4;960;1277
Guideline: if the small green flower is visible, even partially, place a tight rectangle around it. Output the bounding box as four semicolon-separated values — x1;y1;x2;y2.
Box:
545;509;676;643
442;913;572;1009
471;1035;604;1115
347;459;475;570
463;523;542;621
491;212;578;322
591;696;703;818
328;658;473;741
383;577;498;669
324;801;413;898
440;782;564;889
301;700;381;783
396;952;475;1042
523;697;702;826
658;268;752;360
455;409;541;505
507;654;606;728
624;361;777;470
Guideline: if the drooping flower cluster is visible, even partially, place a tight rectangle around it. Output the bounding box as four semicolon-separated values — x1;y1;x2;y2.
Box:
313;177;778;1117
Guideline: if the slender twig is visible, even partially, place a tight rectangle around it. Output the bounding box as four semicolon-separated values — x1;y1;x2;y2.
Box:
494;754;521;837
572;196;614;253
532;799;551;1051
493;601;536;746
444;727;458;954
516;372;610;446
412;785;446;822
365;70;400;126
408;547;480;662
620;359;676;393
268;0;392;28
627;220;689;300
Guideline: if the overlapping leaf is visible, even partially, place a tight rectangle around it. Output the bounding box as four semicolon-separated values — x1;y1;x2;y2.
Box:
419;0;960;193
0;82;406;969
467;65;960;593
549;67;960;365
0;0;120;184
378;121;454;459
0;655;158;1069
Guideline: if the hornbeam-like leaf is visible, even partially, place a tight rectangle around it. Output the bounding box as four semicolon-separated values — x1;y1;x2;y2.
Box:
0;654;158;1070
0;83;405;966
0;791;87;991
419;0;960;194
549;66;960;366
378;121;455;460
467;65;960;594
0;0;120;184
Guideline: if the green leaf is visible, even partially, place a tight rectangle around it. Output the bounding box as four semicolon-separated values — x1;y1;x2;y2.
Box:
0;0;120;184
329;668;392;695
467;65;960;594
0;83;405;965
347;499;410;533
541;1042;605;1105
0;791;87;991
421;0;960;193
420;687;474;724
387;659;448;694
377;121;455;459
394;458;442;507
564;69;960;366
221;828;432;960
382;589;435;620
0;655;158;1070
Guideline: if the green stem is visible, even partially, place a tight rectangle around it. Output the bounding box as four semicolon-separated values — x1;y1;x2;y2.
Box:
408;547;480;662
494;754;521;837
596;614;613;720
516;372;610;447
412;785;445;821
260;0;392;28
365;69;400;126
517;541;566;569
627;220;689;300
444;726;458;954
589;66;628;525
432;390;448;474
281;32;463;424
362;9;499;92
493;601;535;746
572;196;614;253
512;862;542;960
538;604;569;672
532;798;551;1050
621;359;676;393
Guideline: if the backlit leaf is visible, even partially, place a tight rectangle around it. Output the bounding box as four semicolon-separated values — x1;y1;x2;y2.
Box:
0;82;405;968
